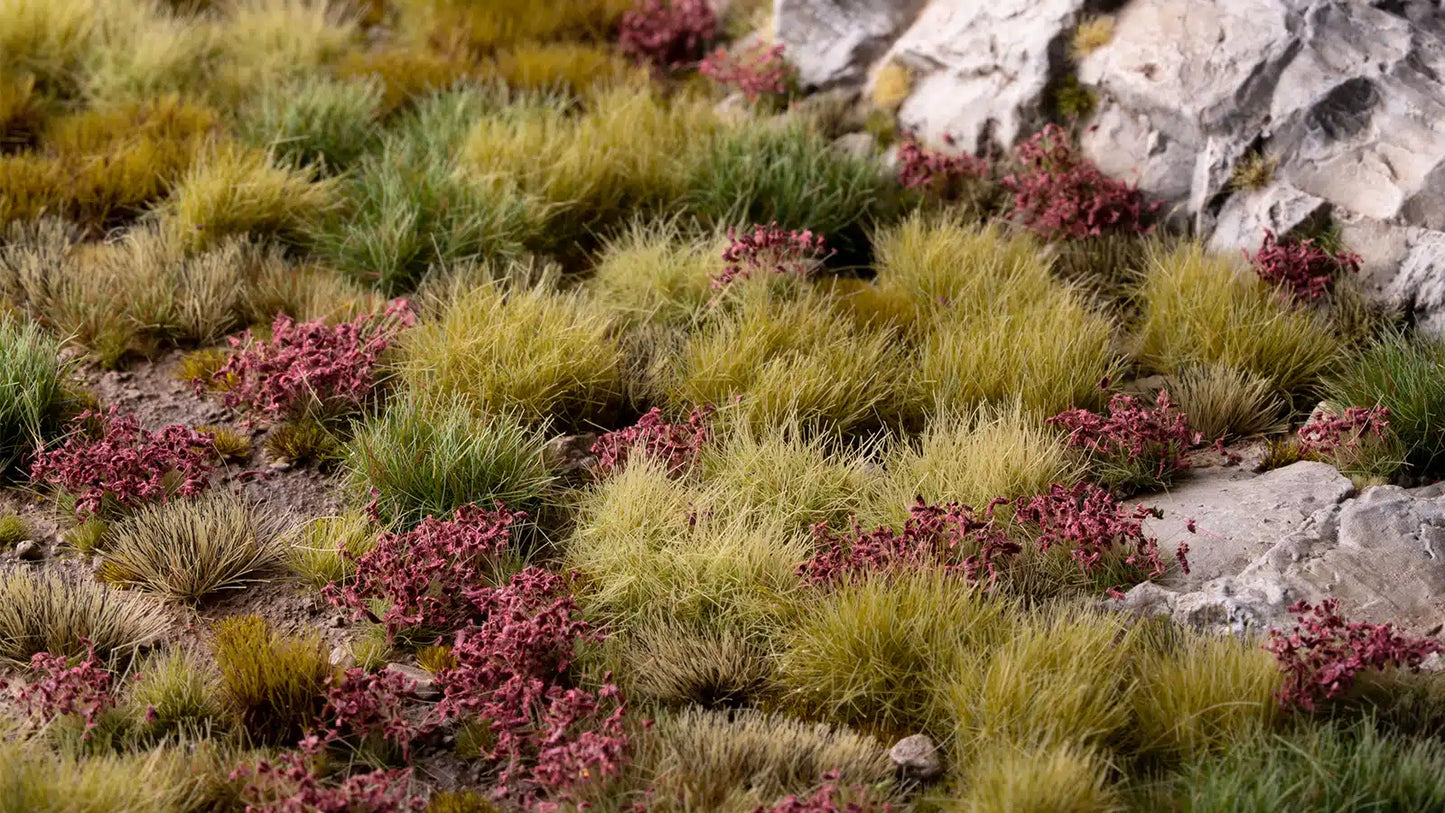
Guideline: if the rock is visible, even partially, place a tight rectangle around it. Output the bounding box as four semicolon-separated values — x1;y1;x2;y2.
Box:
776;0;931;89
268;458;293;472
329;645;355;670
384;663;440;700
780;0;1445;331
831;131;878;160
13;540;42;561
1138;461;1355;589
889;733;943;782
1126;477;1445;635
896;0;1089;152
543;433;600;482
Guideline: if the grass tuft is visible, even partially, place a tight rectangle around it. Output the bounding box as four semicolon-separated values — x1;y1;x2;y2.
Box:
0;569;169;662
635;707;895;812
98;493;282;602
1162;363;1286;440
0;314;73;474
0;514;27;547
1324;329;1445;475
285;511;376;589
343;395;553;528
955;743;1120;813
128;647;226;740
212;614;331;744
161;142;339;251
1134;241;1342;397
236;73;382;171
400;281;626;427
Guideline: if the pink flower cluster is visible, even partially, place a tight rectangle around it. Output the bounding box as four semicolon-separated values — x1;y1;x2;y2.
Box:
714;222;832;290
1013;482;1184;590
1265;598;1442;711
756;772;893;813
1048;391;1202;481
592;405;713;477
1247;229;1361;302
206;299;413;422
434;568;628;805
800;498;1018;588
4;640;114;740
1297;405;1390;457
308;668;435;762
896;134;989;198
29;407;215;519
324;503;525;642
232;751;423;813
700;43;795;101
1001;123;1155;240
617;0;717;70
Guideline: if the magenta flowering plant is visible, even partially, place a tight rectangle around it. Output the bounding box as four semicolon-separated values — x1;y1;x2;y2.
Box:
1048;391;1203;492
1297;405;1390;456
896;133;990;201
591;405;713;477
323;502;526;642
4;639;114;740
204;299;414;424
307;667;436;762
617;0;717;70
29;407;215;519
1265;598;1442;711
799;498;1018;588
231;751;424;813
1248;229;1361;303
434;567;629;806
700;43;796;101
1012;482;1185;595
756;772;894;812
1002;123;1155;240
713;222;832;290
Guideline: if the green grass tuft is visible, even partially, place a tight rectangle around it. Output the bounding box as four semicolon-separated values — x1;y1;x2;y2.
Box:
1325;329;1445;476
343;394;553;528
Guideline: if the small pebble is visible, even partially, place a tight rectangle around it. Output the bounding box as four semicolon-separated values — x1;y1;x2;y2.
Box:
268;458;293;472
14;540;42;561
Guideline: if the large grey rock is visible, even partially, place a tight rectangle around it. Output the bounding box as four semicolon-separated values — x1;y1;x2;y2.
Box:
889;733;943;782
887;0;1089;153
1139;462;1355;590
774;0;930;89
1126;477;1445;636
776;0;1445;332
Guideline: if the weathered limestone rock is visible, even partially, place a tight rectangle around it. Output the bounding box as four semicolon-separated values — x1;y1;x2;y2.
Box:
886;0;1088;153
1126;469;1445;636
774;0;930;89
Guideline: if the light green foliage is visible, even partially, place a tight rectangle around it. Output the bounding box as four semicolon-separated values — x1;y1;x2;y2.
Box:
128;647;227;740
661;294;911;434
1130;629;1280;760
697;420;879;534
777;572;1015;739
99;493;281;602
0;513;27;546
680;119;890;265
236;74;382;171
0;740;209;813
400;281;626;427
589;220;719;328
597;615;775;710
1135;241;1342;396
567;458;809;632
0;569;169;662
0;313;72;473
264;417;343;465
286;511;377;589
954;743;1121;813
1155;721;1445;812
305;88;537;294
862;404;1083;528
344;395;553;528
